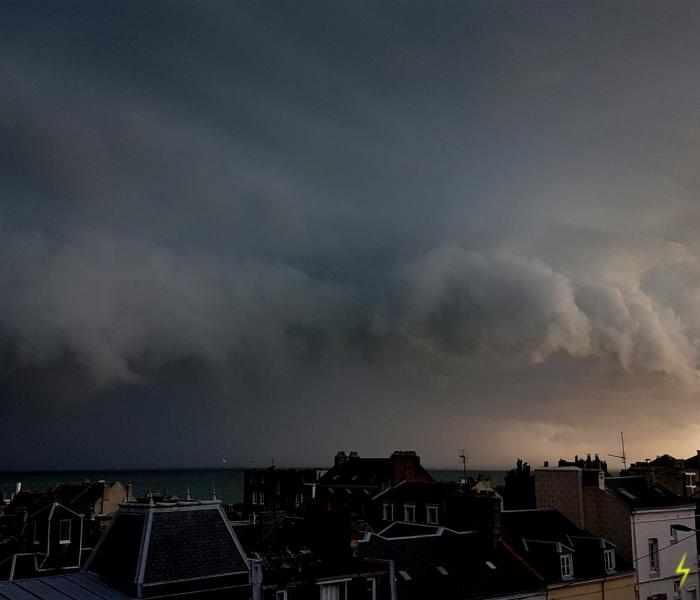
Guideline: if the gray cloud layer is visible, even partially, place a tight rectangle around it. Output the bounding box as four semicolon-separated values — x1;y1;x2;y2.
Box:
3;1;700;468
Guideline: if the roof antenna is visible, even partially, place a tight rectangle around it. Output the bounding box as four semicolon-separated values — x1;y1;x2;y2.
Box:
608;432;627;473
185;485;192;502
212;484;218;502
459;450;468;487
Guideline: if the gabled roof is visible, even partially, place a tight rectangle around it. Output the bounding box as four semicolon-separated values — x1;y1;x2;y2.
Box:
605;477;692;509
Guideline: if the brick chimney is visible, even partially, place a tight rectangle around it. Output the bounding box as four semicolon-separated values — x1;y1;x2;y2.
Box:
391;450;420;484
334;451;348;467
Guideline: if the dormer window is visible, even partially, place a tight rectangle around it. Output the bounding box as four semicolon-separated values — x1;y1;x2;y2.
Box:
383;502;394;521
604;549;616;572
59;519;71;544
560;554;573;579
426;504;439;524
404;504;416;523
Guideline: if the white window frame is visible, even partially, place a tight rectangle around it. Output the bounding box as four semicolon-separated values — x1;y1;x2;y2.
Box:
404;504;416;523
560;553;573;579
318;580;348;600
686;471;697;494
383;502;394;521
604;548;615;572
59;519;72;545
259;490;265;504
367;577;377;600
426;504;439;524
252;490;259;505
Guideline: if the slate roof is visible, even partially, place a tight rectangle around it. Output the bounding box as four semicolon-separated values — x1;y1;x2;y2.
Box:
502;508;632;583
320;459;395;488
143;509;246;584
86;500;249;598
0;572;130;599
374;481;460;502
357;526;544;599
319;457;434;488
502;509;587;542
606;476;692;509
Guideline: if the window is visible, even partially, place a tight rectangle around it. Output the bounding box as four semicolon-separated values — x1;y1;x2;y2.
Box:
426;504;439;524
686;472;697;494
674;580;681;600
276;591;288;600
259;490;265;505
295;491;303;506
604;549;616;572
33;521;39;544
320;583;340;600
59;519;71;544
404;504;416;523
560;554;573;579
383;503;393;521
649;538;659;575
366;577;377;600
276;481;281;494
252;490;259;505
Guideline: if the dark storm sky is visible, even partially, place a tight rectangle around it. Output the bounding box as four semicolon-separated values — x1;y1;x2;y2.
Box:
3;1;700;469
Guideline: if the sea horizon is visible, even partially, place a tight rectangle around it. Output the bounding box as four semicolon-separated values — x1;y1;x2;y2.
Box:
0;467;510;505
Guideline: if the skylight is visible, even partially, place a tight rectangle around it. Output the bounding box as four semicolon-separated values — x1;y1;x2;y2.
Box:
436;566;448;575
399;571;412;581
485;561;497;570
619;489;637;500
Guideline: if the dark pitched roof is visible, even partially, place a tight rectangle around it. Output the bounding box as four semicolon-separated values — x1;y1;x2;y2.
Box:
374;481;460;502
86;501;249;597
502;509;587;543
606;477;692;509
357;528;544;599
502;508;632;583
685;453;700;469
649;454;681;467
0;572;130;599
320;459;394;487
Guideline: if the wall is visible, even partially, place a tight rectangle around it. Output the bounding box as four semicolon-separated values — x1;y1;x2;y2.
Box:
582;487;634;563
534;468;584;529
548;574;635;600
632;507;699;600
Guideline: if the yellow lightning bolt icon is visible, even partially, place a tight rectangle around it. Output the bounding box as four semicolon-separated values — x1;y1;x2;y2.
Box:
677;553;690;589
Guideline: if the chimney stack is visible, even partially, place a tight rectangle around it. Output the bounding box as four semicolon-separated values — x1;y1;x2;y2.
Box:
391;450;420;484
334;451;348;467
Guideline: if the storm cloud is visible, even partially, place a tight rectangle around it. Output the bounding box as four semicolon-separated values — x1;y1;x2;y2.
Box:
3;1;700;469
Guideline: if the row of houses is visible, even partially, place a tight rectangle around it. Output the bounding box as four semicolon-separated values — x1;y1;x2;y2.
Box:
0;449;698;600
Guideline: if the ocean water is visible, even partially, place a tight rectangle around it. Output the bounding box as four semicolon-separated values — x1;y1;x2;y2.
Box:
0;468;507;505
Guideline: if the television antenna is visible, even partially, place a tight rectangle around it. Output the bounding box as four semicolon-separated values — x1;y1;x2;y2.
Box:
459;449;468;486
608;432;627;472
